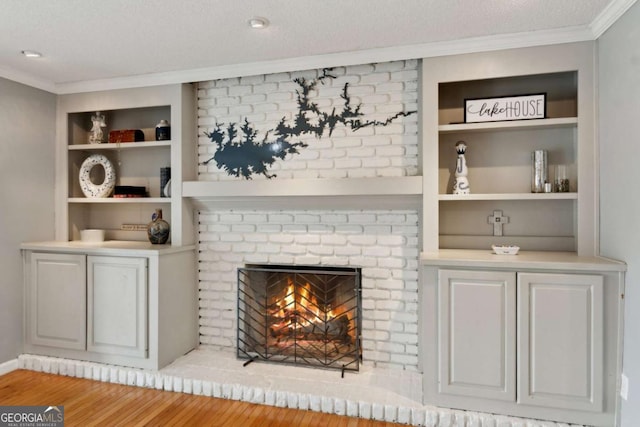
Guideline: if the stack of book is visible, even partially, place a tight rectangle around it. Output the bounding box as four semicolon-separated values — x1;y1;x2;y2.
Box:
113;186;147;198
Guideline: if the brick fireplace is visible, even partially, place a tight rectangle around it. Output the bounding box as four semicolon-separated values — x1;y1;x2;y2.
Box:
195;59;421;372
197;209;420;371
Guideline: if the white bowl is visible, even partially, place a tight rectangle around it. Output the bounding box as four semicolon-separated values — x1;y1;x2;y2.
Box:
80;229;105;242
492;245;520;255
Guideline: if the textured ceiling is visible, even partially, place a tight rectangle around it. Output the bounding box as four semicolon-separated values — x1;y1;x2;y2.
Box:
0;0;627;92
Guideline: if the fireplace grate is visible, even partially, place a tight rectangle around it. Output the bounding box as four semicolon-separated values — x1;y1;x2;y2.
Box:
237;264;361;374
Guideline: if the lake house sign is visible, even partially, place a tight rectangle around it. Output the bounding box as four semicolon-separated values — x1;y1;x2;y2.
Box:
464;93;546;123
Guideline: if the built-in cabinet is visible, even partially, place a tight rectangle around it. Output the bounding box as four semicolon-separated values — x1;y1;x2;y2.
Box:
87;256;147;358
420;43;624;426
421;251;624;426
22;83;199;370
27;252;86;350
437;269;516;402
23;242;197;370
517;272;603;412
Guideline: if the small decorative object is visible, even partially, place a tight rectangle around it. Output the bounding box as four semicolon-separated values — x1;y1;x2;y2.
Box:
531;150;548;193
160;167;171;197
488;210;509;236
108;129;145;143
89;111;107;143
113;185;147;198
156;120;171;141
452;141;470;195
163;179;172;198
544;182;553;193
555;164;570;192
492;245;520;255
80;229;105;242
465;94;546;123
147;209;170;244
79;154;116;198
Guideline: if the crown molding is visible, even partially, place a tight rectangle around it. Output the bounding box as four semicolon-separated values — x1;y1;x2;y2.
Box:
0;65;56;93
7;0;636;96
590;0;638;38
55;26;595;94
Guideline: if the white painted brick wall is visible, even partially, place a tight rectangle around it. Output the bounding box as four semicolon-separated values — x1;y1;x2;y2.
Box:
197;60;418;180
198;209;420;371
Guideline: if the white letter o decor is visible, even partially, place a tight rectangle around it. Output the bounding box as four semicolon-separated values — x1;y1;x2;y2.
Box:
79;154;116;198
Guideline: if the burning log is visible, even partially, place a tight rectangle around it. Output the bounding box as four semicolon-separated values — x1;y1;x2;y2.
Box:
301;315;349;340
269;314;352;344
269;322;293;338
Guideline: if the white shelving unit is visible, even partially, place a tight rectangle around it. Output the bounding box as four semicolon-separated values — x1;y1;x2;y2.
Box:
55;84;197;246
438;193;578;201
438;117;578;133
421;43;596;256
418;43;624;427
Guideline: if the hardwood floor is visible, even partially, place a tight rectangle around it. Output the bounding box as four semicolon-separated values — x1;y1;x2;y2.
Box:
0;370;405;426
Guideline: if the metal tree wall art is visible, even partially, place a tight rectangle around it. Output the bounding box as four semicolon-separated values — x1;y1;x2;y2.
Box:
203;68;416;179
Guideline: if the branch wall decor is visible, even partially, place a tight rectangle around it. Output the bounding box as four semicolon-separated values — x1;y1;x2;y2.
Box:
202;65;417;180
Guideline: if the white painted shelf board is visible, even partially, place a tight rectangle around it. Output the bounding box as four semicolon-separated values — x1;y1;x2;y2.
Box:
20;240;195;256
184;176;423;198
439;192;578;201
420;249;626;272
68;197;171;204
184;177;423;210
68;141;172;150
438;117;577;134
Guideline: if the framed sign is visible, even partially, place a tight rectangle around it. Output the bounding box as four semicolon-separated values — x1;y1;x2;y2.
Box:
464;93;546;123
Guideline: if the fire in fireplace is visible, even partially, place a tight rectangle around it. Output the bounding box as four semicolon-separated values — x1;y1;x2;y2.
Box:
237;264;362;374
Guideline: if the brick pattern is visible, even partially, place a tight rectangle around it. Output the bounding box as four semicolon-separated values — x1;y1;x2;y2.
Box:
197;209;420;371
18;354;582;427
196;60;419;180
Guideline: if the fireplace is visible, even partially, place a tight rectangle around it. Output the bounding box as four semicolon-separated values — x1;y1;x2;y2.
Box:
237;264;362;374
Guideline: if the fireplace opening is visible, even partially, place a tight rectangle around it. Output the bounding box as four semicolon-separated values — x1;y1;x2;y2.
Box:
237;264;362;374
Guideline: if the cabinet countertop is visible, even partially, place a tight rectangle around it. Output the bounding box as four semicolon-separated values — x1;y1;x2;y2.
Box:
21;241;196;256
421;249;626;272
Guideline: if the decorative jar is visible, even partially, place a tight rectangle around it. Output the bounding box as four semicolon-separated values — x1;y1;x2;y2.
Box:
147;209;170;244
155;120;171;141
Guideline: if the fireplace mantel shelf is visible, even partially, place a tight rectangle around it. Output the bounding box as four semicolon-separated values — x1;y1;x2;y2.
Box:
183;176;422;210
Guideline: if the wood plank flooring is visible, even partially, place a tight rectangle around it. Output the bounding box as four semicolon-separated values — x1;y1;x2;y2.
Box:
0;370;406;426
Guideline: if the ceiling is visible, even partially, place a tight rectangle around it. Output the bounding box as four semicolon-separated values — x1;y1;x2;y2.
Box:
0;0;635;94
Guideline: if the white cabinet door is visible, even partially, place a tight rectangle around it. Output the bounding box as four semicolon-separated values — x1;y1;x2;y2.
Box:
518;272;603;412
438;269;516;401
87;256;147;358
28;252;86;350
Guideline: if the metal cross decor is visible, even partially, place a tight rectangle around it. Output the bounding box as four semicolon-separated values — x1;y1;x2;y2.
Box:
488;210;510;236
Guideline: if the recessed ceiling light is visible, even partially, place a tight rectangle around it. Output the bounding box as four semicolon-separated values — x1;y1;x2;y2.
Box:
21;50;43;58
248;17;269;29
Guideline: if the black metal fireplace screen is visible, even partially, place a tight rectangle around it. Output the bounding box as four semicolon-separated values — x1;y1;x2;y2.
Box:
237;264;362;373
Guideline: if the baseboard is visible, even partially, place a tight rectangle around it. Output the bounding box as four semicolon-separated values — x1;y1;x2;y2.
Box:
0;358;19;376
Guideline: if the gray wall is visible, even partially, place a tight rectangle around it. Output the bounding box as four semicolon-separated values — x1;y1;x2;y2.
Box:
598;2;640;425
0;78;56;363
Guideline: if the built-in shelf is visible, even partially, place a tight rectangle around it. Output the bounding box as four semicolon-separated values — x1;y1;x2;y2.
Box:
420;249;626;272
438;117;577;134
68;141;172;151
183;176;423;210
68;197;171;204
438;193;578;201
